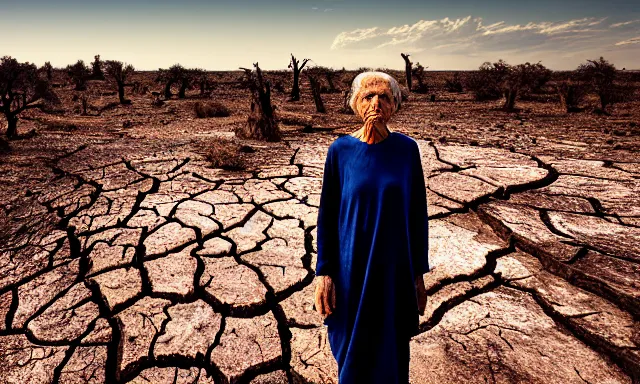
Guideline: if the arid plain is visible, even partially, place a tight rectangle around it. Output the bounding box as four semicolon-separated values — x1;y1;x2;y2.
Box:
1;67;639;383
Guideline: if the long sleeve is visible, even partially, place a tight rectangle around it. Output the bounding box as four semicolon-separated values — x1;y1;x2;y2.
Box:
316;144;341;277
409;142;430;277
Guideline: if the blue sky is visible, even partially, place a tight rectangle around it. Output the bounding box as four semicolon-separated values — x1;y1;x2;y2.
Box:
1;0;639;70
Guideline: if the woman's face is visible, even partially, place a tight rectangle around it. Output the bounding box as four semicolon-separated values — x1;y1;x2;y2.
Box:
355;76;395;125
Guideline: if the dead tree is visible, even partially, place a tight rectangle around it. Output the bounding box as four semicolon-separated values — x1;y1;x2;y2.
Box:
307;73;326;113
41;62;53;81
412;62;429;93
76;86;97;116
81;93;89;115
341;90;353;114
104;60;135;104
178;68;194;99
155;64;188;99
189;68;209;96
401;53;412;91
66;60;90;91
557;80;586;112
313;66;338;93
288;54;309;101
74;88;93;116
155;69;173;99
324;68;337;93
91;55;105;80
502;61;551;111
236;63;280;141
577;57;620;112
1;56;59;139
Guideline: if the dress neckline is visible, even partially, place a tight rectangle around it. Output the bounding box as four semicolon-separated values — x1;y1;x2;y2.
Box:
344;131;396;146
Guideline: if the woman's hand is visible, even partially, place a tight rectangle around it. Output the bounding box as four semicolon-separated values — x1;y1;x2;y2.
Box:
415;275;427;316
314;275;336;318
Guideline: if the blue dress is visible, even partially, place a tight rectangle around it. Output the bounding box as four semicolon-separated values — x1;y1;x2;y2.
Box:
316;131;430;384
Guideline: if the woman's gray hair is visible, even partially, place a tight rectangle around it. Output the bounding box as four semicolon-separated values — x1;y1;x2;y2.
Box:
349;71;402;114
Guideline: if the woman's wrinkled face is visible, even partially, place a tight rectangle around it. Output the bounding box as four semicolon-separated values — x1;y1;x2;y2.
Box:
355;76;395;125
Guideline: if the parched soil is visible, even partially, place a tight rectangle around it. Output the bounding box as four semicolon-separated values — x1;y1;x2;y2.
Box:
0;70;638;383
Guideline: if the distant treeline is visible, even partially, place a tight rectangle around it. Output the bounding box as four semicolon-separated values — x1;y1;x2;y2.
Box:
1;53;638;140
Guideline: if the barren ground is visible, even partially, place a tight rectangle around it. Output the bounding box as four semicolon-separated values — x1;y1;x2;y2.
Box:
0;70;639;383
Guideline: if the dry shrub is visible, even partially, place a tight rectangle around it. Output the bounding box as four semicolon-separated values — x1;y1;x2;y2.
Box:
132;81;150;95
466;61;508;101
576;57;617;112
205;138;245;170
466;72;503;101
195;101;231;118
66;60;90;91
557;80;587;112
467;60;551;109
444;73;464;93
411;63;429;94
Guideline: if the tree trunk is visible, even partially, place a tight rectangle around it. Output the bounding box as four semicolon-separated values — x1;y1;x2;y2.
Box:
118;82;126;104
290;71;301;101
236;64;280;141
288;55;309;102
503;88;517;110
557;81;584;113
401;53;412;91
325;72;336;93
6;114;18;139
164;82;173;99
308;74;326;113
179;82;188;99
599;92;609;112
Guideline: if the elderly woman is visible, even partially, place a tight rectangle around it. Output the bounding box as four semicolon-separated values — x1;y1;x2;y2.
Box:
314;71;430;383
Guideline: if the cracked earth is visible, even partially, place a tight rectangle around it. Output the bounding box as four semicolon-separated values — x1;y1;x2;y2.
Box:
1;89;640;384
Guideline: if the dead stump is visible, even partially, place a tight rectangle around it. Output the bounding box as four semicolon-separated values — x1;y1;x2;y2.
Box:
235;63;280;142
307;73;326;113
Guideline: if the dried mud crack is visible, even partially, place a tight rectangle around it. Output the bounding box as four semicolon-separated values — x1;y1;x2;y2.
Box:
0;135;638;384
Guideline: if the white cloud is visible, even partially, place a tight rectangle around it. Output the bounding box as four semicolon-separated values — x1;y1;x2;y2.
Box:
480;22;540;36
615;36;640;45
330;15;638;60
536;18;606;35
331;16;476;50
610;20;640;28
331;27;380;49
